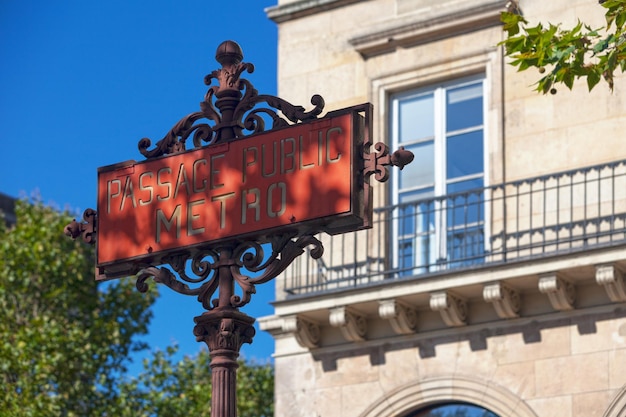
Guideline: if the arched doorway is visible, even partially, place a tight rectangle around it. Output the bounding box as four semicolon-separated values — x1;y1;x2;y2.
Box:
359;376;538;417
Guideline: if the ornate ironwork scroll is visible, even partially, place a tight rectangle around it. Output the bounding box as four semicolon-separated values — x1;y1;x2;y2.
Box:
135;233;323;310
363;142;414;183
138;40;325;159
64;208;96;245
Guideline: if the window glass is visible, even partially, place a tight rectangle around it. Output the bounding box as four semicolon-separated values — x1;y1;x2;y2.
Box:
447;225;485;266
446;82;483;132
397;189;436;273
399;188;435;203
399;189;435;239
446;130;484;179
446;177;484;195
446;191;484;228
406;402;499;417
398;240;415;273
399;141;434;190
399;93;434;142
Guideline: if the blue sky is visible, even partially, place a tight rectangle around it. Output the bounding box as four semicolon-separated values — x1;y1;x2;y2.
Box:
0;1;279;371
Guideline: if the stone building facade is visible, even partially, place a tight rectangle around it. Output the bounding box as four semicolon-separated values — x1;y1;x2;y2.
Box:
258;1;626;416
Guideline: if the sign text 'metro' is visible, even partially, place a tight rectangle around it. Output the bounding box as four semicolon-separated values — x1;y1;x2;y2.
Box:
96;109;366;277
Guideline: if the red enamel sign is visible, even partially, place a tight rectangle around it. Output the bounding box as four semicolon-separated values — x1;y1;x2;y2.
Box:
96;108;368;278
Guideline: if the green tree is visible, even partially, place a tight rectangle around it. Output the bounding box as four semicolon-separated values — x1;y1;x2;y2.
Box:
500;0;626;93
115;346;274;417
0;198;157;416
0;197;274;416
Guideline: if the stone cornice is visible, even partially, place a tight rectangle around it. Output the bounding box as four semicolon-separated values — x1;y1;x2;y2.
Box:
272;246;626;316
261;248;626;354
265;0;364;23
349;0;509;58
268;303;626;359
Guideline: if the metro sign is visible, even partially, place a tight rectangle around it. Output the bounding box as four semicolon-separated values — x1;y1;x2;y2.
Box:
96;106;369;279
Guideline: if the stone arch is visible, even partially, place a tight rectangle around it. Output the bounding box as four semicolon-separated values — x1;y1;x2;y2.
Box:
359;375;538;417
604;384;626;417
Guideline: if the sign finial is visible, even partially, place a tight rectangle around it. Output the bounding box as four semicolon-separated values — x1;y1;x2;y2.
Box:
215;40;244;66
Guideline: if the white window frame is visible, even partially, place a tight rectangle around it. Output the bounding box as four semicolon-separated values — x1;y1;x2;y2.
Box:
389;74;488;274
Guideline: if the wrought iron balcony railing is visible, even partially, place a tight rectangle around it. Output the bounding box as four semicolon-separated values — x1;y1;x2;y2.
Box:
285;159;626;296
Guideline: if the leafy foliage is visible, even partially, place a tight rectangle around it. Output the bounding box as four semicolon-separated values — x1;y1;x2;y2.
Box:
115;346;274;417
500;0;626;93
0;198;157;416
0;198;274;416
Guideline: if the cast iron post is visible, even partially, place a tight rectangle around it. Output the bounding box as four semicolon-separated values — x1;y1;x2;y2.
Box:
192;248;255;417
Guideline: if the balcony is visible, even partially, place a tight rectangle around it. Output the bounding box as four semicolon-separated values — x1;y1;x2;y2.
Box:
285;159;626;296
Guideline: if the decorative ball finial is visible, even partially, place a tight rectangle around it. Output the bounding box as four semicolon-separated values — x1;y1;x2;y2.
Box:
215;40;243;66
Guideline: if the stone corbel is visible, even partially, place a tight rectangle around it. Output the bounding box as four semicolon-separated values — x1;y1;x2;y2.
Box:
378;299;419;335
257;315;284;336
329;306;367;342
483;282;521;319
538;272;575;311
282;316;321;349
430;291;467;327
596;264;626;303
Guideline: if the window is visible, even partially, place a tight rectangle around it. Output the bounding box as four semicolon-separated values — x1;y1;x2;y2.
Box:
390;75;486;274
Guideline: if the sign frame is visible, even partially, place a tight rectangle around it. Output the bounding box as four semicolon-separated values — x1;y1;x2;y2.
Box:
95;103;373;280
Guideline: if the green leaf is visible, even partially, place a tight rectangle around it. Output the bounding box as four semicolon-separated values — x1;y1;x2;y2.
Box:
554;45;576;61
593;36;611;53
501;35;528;54
608;49;619;69
500;11;527;36
616;9;626;28
587;67;602;90
537;75;553;94
525;22;546;37
563;69;575;89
